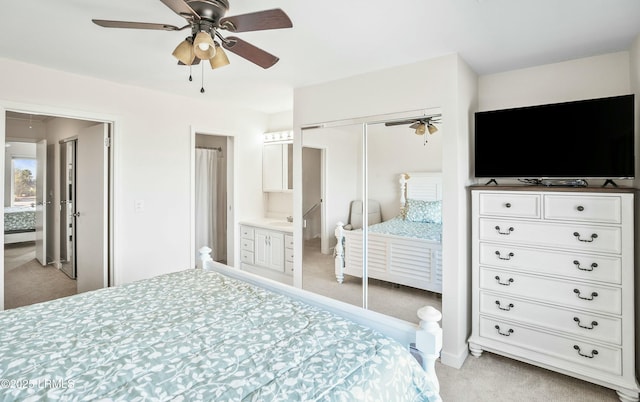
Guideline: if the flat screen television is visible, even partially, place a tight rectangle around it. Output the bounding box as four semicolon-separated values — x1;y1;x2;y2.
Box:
474;94;635;180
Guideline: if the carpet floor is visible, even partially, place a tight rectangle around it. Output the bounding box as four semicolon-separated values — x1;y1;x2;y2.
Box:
4;242;77;309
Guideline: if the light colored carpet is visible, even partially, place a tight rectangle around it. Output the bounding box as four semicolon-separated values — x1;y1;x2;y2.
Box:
4;242;77;309
302;238;619;401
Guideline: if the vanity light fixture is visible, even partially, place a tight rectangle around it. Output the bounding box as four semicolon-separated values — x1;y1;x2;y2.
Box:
263;130;293;143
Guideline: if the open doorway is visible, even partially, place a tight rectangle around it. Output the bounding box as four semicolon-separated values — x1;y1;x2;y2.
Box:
192;133;234;267
3;111;112;309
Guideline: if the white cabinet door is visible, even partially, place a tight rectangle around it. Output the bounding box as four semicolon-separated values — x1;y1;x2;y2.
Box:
262;143;292;192
262;144;284;192
254;228;284;272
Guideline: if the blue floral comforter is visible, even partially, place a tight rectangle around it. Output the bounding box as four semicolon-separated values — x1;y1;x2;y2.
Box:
368;216;442;242
0;269;440;401
4;206;36;233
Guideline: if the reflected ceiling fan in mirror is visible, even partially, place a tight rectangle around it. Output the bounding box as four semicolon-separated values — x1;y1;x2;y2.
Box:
92;0;292;92
385;115;442;145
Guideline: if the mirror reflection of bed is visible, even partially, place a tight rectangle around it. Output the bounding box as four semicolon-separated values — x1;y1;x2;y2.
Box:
301;116;443;324
303;173;443;323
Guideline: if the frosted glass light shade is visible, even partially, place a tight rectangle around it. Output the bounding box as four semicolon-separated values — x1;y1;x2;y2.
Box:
427;123;438;134
415;123;427;135
209;44;230;69
193;32;216;60
172;39;195;65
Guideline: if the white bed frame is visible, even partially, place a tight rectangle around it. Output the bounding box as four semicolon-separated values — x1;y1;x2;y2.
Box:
4;231;35;244
199;246;443;394
335;172;443;293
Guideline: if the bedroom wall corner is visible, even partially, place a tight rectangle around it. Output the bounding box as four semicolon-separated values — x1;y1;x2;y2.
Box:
438;55;478;369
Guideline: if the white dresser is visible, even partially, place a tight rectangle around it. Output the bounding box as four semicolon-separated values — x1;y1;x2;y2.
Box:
469;187;638;401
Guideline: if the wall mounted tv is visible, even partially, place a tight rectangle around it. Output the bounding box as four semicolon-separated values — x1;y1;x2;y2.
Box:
474;94;635;180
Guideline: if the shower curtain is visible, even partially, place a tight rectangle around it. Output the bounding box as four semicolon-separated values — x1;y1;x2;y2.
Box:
195;148;226;263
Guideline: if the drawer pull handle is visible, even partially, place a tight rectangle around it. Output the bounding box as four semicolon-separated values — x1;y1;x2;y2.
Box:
494;276;514;286
494;325;514;336
495;300;514;311
577;205;585;212
573;345;598;358
573;317;598;330
573;289;598;300
504;203;511;208
573;232;598;242
495;251;514;260
495;226;514;235
573;260;598;272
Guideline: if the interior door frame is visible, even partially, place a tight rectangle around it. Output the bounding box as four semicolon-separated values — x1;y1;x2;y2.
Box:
0;101;117;310
189;126;236;270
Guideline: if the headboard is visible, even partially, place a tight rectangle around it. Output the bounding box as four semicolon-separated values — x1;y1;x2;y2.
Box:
399;172;443;208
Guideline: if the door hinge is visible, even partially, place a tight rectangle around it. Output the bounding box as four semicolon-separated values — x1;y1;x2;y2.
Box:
104;137;111;147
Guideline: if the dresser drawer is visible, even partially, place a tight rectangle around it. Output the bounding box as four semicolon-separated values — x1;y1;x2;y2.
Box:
479;267;621;315
240;250;254;264
544;195;622;224
240;226;255;240
479;317;621;375
479;218;622;254
479;291;622;344
285;234;294;248
479;193;541;218
241;239;254;252
478;243;622;284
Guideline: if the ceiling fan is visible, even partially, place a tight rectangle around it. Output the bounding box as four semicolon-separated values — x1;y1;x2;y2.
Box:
92;0;292;73
385;116;441;135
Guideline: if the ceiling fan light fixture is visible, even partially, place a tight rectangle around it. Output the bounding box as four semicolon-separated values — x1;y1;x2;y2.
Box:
427;122;438;134
193;31;216;59
209;43;230;69
415;123;427;135
172;39;196;65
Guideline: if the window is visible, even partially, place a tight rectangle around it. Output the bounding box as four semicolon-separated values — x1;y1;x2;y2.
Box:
12;157;36;207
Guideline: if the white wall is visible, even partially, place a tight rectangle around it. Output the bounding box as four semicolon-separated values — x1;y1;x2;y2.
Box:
293;53;478;369
0;58;269;299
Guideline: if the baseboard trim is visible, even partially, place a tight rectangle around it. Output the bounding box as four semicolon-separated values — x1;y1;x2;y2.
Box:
440;345;469;369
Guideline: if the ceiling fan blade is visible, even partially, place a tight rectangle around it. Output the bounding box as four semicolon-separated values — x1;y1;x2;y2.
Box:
92;19;181;31
384;119;418;127
222;36;279;69
159;0;200;20
220;9;292;32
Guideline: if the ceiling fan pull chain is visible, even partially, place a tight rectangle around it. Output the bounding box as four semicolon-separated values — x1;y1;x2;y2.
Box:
189;65;193;82
200;63;205;93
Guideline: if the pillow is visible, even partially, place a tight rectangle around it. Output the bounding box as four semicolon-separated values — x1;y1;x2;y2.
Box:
404;199;442;224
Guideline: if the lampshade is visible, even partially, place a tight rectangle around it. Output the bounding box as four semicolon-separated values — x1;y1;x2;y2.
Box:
209;43;230;69
427;123;438;134
415;123;427;135
172;39;195;65
193;31;216;60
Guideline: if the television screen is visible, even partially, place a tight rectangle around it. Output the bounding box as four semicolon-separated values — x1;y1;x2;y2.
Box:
474;94;635;179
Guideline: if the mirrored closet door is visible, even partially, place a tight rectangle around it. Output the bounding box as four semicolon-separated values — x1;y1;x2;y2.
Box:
300;110;443;323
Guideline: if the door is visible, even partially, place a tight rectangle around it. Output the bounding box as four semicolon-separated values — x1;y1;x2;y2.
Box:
60;140;76;279
76;123;109;293
35;139;47;265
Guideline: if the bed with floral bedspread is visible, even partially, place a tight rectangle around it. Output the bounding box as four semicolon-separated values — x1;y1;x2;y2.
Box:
0;268;440;401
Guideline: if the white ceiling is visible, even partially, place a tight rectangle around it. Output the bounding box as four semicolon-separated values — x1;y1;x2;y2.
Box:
1;0;639;114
